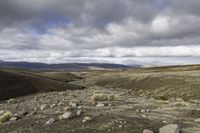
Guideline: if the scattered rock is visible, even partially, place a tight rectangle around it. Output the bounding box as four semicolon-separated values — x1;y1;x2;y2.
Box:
141;114;147;118
96;103;106;107
69;101;78;107
140;109;150;113
82;116;92;123
162;120;168;124
77;110;82;116
40;105;47;110
61;112;73;119
143;129;154;133
146;109;150;113
0;110;4;115
141;109;146;113
171;98;189;107
9;117;18;121
108;104;112;107
91;93;107;103
58;102;64;107
118;125;123;128
190;100;200;104
194;118;200;122
63;106;72;111
157;107;161;110
108;94;118;101
18;111;29;116
46;118;56;125
159;124;180;133
50;104;56;108
30;111;37;116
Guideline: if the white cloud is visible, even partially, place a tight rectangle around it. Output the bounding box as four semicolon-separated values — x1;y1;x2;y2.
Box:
151;16;170;33
1;0;200;65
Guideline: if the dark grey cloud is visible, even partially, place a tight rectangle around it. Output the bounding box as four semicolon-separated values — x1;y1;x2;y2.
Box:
0;0;200;64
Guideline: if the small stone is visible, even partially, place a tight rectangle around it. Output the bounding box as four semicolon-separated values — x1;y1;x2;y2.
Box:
82;116;92;123
63;106;72;111
28;112;36;116
118;125;123;128
9;117;18;121
34;107;38;111
143;129;154;133
58;102;64;107
77;110;82;116
56;110;61;114
40;105;47;110
194;118;200;122
20;111;28;116
46;118;56;125
159;124;180;133
146;109;150;113
62;112;73;119
108;104;112;107
162;120;168;124
0;111;4;115
142;114;147;118
50;104;56;108
96;103;105;107
69;102;78;107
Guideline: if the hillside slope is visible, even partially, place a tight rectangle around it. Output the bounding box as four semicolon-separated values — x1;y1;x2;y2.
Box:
78;64;200;100
0;68;84;100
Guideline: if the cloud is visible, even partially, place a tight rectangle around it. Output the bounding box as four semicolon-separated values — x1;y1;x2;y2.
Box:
0;0;200;65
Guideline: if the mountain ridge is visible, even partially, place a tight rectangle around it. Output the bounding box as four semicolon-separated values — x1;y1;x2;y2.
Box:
0;60;137;71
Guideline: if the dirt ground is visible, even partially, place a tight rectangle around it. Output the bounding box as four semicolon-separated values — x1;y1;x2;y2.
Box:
1;67;200;133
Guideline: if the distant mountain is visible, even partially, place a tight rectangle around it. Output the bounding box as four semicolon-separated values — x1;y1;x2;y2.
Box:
0;61;137;71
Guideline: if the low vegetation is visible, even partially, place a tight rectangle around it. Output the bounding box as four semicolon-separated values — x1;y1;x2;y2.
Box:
1;65;200;132
0;111;13;124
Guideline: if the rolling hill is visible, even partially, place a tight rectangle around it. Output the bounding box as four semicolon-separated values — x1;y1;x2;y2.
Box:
0;68;84;101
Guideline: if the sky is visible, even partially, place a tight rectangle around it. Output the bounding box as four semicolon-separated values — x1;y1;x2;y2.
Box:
1;0;200;65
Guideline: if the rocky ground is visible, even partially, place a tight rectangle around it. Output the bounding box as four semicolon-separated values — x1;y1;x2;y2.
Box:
0;84;200;133
1;67;200;133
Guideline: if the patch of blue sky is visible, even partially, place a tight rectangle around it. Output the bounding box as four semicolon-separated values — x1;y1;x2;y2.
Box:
23;15;71;36
152;0;172;11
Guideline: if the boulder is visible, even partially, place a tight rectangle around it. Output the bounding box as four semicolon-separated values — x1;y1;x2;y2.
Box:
159;124;180;133
96;103;106;107
46;118;56;125
62;112;73;119
143;129;154;133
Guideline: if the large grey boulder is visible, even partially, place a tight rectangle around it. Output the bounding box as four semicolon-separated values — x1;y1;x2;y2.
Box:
159;124;180;133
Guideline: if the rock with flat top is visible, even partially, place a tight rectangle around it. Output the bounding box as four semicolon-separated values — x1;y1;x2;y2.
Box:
62;112;73;119
143;129;154;133
96;103;105;107
159;124;180;133
46;118;56;125
82;116;92;123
